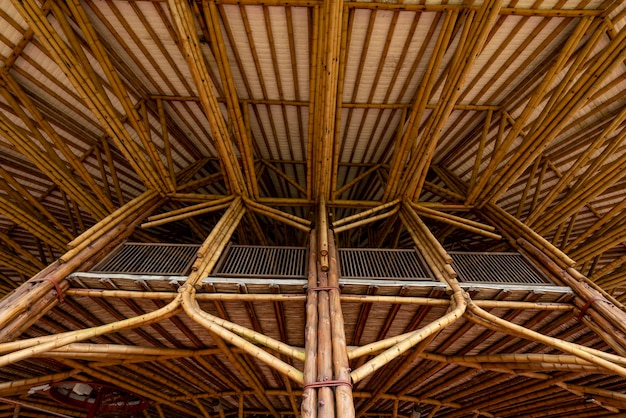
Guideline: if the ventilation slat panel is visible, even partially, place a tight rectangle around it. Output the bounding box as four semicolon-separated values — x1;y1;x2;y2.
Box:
91;243;200;275
213;246;308;278
337;248;433;280
450;252;552;285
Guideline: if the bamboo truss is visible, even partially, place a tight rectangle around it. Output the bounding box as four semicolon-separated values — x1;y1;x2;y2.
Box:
1;0;626;416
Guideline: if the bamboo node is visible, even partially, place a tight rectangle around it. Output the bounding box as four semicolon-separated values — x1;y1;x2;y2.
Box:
30;277;64;303
302;379;353;389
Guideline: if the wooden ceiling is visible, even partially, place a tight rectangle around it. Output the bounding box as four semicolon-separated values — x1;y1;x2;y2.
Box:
1;0;626;416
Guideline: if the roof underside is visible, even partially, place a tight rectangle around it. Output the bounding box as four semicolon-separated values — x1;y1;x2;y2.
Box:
0;0;626;416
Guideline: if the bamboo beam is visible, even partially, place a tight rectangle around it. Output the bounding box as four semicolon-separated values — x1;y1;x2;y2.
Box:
316;237;334;417
400;0;503;200
1;73;115;215
203;0;258;198
0;164;72;242
11;0;165;192
0;195;67;250
244;197;312;232
383;10;458;202
409;201;502;241
262;160;307;197
0;191;162;342
310;0;342;201
167;0;247;195
478;17;625;205
466;16;595;205
141;196;235;229
528;106;626;226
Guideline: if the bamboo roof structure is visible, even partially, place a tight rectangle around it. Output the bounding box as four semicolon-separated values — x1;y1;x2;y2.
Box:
1;0;626;416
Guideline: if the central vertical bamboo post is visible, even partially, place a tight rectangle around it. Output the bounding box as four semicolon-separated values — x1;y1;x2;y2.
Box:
302;232;319;417
302;227;355;417
328;231;354;417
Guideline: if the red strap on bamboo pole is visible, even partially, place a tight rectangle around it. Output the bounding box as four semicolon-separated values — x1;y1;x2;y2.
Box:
577;296;603;320
302;379;353;389
31;277;64;303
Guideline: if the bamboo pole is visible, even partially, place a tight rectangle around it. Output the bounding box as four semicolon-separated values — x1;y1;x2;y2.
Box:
203;0;258;198
465;303;626;378
244;198;312;232
518;238;626;338
332;199;401;228
318;198;329;270
334;206;400;234
141;201;235;229
409;202;502;240
167;0;247;195
466;16;592;205
181;290;305;363
316;262;334;417
0;192;162;342
262;160;307;197
327;231;354;417
0;294;183;368
334;164;382;198
302;232;318;418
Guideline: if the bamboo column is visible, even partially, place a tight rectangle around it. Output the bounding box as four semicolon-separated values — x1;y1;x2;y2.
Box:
316;246;334;417
301;232;318;417
327;231;354;417
302;228;355;417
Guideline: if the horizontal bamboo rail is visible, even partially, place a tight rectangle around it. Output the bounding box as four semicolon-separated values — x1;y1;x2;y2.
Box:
65;289;573;312
141;198;235;229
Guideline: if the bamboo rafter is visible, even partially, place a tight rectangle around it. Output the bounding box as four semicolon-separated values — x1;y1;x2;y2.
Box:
167;0;248;196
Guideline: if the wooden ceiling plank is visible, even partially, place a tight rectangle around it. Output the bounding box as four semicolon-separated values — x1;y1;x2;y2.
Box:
383;10;458;202
204;0;259;198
